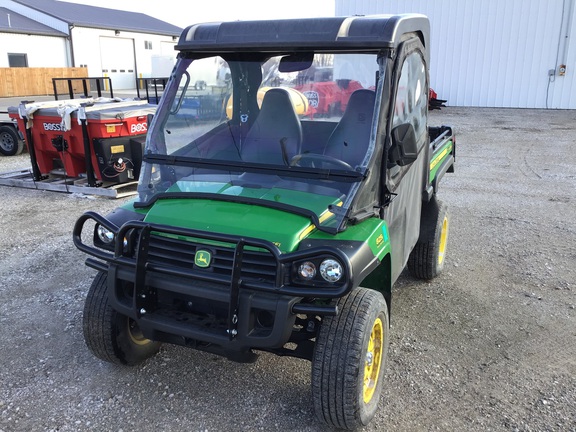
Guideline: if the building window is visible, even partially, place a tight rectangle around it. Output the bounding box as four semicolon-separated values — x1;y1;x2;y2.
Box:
144;41;153;50
8;53;28;67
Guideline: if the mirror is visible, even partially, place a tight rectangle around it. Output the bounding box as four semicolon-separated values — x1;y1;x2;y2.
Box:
278;52;314;73
389;123;418;166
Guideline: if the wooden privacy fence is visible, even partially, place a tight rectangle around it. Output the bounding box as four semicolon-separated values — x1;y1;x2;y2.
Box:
0;67;88;97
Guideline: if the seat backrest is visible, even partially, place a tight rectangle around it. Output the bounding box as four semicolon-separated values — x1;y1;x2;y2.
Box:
323;89;376;168
241;88;302;165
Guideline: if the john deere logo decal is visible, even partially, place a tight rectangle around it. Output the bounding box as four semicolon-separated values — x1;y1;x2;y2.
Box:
195;250;211;268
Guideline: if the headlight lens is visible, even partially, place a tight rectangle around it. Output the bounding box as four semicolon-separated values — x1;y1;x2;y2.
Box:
298;261;317;280
320;259;343;282
96;225;115;244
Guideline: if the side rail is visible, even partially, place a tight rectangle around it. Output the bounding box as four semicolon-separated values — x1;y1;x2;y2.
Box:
52;77;114;100
427;125;455;199
135;77;169;104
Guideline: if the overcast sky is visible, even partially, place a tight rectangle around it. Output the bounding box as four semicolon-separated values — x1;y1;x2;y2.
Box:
60;0;335;29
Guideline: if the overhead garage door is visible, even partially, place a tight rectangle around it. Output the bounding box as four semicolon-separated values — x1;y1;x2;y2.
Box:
100;37;136;90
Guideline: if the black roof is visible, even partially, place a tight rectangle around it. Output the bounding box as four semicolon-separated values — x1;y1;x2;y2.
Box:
13;0;181;36
0;7;66;36
177;14;430;61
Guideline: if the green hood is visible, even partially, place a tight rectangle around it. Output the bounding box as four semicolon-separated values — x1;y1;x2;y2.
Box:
142;182;340;252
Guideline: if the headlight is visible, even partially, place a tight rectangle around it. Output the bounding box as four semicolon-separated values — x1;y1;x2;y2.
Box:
298;261;316;280
320;259;343;282
293;256;346;285
96;225;115;244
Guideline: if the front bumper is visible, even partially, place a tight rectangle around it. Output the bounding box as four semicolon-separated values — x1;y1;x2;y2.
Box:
73;212;353;356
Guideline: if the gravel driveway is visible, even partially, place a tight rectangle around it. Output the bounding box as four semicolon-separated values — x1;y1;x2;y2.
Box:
0;107;575;431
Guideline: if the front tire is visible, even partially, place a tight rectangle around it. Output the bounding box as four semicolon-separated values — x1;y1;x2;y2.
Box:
82;272;161;366
312;288;389;430
408;196;449;280
0;125;24;156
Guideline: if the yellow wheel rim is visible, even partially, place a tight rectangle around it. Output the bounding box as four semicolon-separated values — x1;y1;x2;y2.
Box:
128;318;150;346
438;215;449;266
363;317;384;404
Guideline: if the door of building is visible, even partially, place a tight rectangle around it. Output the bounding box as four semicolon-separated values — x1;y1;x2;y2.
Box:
100;36;136;90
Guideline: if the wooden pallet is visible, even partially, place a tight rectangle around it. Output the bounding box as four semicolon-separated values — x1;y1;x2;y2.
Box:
0;168;138;198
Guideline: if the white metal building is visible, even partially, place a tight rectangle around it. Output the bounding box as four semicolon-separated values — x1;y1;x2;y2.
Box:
0;0;181;89
336;0;576;109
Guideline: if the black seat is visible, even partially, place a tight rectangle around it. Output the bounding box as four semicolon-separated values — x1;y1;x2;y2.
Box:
323;89;376;168
241;88;302;165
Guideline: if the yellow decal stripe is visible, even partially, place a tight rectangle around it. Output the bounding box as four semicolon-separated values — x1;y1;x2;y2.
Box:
298;201;343;241
430;142;452;171
298;224;316;240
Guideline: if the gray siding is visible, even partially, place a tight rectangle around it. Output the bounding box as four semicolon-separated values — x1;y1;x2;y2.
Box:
336;0;576;109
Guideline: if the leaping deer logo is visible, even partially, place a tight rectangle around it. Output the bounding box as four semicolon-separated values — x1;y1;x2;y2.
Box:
195;250;211;268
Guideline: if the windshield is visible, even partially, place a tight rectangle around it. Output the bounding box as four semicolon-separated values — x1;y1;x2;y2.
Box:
138;52;382;233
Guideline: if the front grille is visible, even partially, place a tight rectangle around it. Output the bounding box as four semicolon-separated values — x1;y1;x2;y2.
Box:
146;233;278;285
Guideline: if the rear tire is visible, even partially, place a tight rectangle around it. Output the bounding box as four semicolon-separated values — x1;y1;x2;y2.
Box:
312;288;389;430
0;125;24;156
82;272;161;366
408;196;449;280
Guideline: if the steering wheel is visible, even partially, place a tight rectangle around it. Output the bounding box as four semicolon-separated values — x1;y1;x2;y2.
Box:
290;153;353;171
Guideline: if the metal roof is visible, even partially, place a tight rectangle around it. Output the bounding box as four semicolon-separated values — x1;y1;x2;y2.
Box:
13;0;181;36
0;7;66;36
177;14;429;61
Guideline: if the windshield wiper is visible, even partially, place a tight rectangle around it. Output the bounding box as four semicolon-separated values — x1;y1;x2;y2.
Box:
143;153;365;182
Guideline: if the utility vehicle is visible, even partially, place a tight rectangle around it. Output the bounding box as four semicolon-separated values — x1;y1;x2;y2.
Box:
74;14;455;429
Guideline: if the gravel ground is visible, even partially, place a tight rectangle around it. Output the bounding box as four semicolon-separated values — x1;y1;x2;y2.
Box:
0;107;575;432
